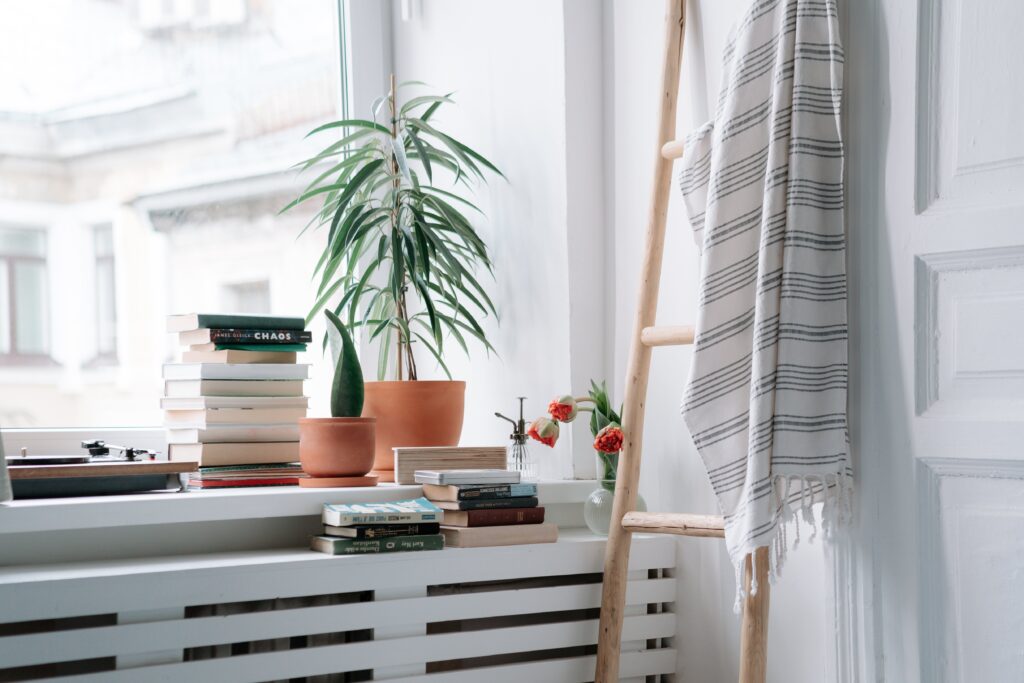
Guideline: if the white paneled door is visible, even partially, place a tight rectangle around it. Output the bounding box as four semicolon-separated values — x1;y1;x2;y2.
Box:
847;0;1024;681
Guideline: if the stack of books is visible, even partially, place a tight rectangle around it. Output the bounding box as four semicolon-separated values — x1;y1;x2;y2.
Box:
417;469;559;548
310;497;445;554
163;313;311;489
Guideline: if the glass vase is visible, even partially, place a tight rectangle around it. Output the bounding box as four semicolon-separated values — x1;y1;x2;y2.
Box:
583;450;646;536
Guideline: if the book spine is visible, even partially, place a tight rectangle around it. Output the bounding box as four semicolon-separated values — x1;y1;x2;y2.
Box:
352;523;441;539
314;534;444;554
324;511;441;526
208;329;313;343
466;507;546;526
196;315;305;331
457;496;539;511
457;483;538;500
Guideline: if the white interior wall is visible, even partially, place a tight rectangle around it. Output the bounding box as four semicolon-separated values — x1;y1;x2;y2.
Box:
390;1;835;679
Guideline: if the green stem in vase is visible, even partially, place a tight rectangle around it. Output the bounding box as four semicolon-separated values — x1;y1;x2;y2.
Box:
598;450;618;492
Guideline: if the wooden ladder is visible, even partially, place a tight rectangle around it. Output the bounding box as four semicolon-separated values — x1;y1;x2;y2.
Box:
594;1;770;682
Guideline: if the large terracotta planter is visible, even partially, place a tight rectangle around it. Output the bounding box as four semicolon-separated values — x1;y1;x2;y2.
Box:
362;380;466;482
298;417;376;478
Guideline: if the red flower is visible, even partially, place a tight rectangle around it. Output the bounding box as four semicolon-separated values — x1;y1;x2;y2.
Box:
548;395;578;422
594;424;624;453
528;416;560;447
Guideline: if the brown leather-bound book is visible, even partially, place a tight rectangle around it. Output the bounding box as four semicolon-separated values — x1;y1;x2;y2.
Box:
439;506;545;527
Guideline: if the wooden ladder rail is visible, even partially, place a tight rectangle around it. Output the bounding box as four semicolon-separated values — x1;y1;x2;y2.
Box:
593;1;770;682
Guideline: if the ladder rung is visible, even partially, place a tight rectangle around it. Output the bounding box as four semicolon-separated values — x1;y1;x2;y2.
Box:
640;325;695;347
622;511;726;538
661;138;685;160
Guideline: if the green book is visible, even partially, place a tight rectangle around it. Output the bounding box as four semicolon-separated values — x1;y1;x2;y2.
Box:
211;343;308;352
168;313;305;333
310;533;444;555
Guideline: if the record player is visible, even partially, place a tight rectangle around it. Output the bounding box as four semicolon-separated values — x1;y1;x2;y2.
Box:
5;440;196;499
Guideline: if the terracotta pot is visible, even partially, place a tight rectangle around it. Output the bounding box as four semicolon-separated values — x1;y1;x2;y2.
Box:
362;380;466;481
298;417;376;478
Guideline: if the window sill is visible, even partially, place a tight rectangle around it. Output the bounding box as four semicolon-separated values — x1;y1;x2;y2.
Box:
0;479;599;536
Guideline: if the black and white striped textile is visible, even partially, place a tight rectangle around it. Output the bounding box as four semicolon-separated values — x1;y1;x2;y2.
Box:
677;0;851;602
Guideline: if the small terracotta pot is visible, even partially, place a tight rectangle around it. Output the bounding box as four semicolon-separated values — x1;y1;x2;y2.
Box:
298;417;376;478
362;380;466;481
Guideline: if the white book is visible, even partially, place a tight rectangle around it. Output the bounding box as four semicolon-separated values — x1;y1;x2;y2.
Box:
164;407;308;428
167;423;301;444
163;364;310;381
164;379;304;398
414;469;522;486
182;349;296;364
160;396;309;410
168;441;300;467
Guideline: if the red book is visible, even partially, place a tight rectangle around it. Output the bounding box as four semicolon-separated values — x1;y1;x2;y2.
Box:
440;507;545;527
188;478;300;489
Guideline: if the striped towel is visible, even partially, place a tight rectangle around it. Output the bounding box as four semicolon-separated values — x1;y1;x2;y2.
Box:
678;0;851;603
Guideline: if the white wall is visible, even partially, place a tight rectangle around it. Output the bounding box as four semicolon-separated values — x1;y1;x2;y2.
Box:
390;1;836;679
389;0;607;480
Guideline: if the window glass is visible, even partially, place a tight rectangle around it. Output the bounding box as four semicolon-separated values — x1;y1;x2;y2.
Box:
12;262;48;354
0;0;343;427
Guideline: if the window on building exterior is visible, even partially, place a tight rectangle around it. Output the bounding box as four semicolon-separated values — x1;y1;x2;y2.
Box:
93;224;117;361
0;0;344;427
0;226;50;363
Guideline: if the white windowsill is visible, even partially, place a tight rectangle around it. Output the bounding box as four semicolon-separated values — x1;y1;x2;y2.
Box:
0;480;599;535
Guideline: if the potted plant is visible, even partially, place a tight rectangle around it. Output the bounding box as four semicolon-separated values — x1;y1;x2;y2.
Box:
285;77;503;481
298;311;376;486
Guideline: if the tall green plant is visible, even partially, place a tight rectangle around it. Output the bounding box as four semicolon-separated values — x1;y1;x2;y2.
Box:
284;78;503;381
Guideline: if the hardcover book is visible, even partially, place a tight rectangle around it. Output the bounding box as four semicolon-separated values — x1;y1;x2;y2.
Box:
421;483;537;502
393;447;507;485
413;468;520;486
437;507;546;527
166;423;300;444
439;523;558;548
181;349;297;364
188;343;308;353
164;407;308;428
179;328;313;346
160;396;309;411
432;496;539;511
163;364;310;381
188;478;299;489
310;533;444;555
164;379;305;399
167;313;305;333
322;497;443;527
168;441;299;467
322;522;441;539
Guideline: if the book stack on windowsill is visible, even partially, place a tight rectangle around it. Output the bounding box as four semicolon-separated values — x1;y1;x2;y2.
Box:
416;470;559;548
163;313;311;489
310;498;445;555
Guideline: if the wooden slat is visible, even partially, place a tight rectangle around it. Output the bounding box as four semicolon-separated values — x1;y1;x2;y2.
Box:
660;139;685;160
7;460;195;480
384;650;677;682
0;532;675;623
622;511;725;538
640;325;695;347
32;614;676;683
596;0;687;679
0;579;676;668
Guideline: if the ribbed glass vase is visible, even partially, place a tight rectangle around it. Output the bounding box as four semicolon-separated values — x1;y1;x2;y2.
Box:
583;450;646;535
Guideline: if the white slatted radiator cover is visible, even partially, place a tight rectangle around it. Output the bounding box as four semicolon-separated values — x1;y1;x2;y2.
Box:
0;532;676;681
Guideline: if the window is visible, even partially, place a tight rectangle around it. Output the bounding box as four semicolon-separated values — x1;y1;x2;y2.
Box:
0;0;346;427
93;224;117;360
0;227;50;363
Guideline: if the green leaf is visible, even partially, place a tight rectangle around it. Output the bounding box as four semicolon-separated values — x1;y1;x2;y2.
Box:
305;118;391;137
325;310;364;418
